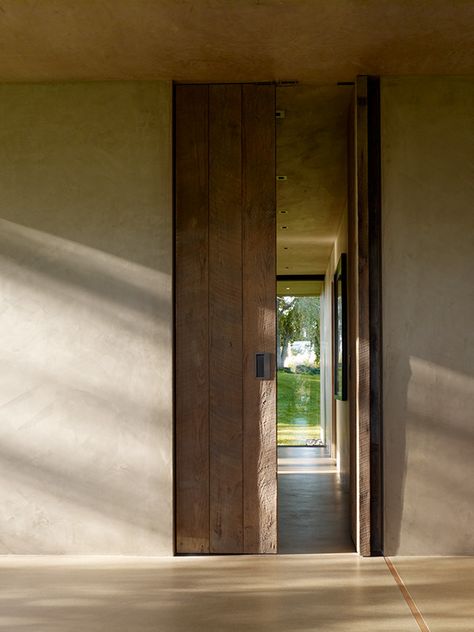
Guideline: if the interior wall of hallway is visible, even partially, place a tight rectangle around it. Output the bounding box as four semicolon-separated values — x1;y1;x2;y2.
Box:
381;76;474;555
322;208;350;491
0;81;174;554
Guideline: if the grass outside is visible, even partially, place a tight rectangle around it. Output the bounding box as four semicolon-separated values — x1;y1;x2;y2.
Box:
277;370;321;446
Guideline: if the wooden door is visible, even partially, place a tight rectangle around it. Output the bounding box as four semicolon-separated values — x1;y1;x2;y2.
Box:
175;84;277;554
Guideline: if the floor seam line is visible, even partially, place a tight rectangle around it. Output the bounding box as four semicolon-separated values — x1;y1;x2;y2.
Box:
384;557;431;632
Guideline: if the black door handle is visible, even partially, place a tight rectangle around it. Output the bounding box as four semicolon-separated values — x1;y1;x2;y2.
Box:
256;353;272;379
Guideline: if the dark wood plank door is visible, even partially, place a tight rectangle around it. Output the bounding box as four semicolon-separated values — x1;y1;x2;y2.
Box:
175;83;277;554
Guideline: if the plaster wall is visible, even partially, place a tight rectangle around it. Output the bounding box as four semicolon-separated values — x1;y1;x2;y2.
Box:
323;212;350;490
381;76;474;555
0;82;173;554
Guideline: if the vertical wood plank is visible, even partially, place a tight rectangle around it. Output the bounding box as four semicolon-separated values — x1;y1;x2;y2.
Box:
209;85;244;553
367;76;383;556
242;84;277;554
347;91;359;549
175;85;210;553
356;76;371;557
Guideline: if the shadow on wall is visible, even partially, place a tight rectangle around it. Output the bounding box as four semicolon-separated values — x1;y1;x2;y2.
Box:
0;219;172;554
382;76;474;556
384;222;474;555
387;353;474;555
383;192;474;554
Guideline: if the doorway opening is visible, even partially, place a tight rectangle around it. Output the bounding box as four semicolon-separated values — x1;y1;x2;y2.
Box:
276;83;355;554
173;79;381;556
277;289;323;448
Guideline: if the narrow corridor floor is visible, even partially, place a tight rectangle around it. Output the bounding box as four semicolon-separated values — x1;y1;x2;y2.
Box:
278;446;354;554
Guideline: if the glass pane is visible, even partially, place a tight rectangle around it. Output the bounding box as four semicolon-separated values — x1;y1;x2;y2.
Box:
277;295;322;447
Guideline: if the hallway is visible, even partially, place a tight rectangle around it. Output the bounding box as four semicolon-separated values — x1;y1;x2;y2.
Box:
1;555;473;631
278;447;354;554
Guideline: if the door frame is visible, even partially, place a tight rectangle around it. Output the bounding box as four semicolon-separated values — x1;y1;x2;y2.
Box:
353;75;383;556
172;78;384;556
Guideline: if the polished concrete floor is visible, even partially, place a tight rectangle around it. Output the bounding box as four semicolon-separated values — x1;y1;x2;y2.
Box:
1;451;472;631
387;556;474;632
278;446;354;554
1;555;473;631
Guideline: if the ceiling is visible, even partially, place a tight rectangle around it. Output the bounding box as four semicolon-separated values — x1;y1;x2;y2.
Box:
276;280;323;297
0;1;473;82
276;84;351;276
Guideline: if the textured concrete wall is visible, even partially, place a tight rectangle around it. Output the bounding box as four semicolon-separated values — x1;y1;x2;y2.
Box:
0;82;173;554
381;77;474;555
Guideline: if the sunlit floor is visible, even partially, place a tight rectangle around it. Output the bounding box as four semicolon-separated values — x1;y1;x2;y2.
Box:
278;446;354;554
1;555;473;631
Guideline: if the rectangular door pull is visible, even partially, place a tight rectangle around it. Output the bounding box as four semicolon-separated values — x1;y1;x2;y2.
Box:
256;353;272;379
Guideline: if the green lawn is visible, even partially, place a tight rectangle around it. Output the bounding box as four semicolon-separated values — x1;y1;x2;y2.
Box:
277;370;321;446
